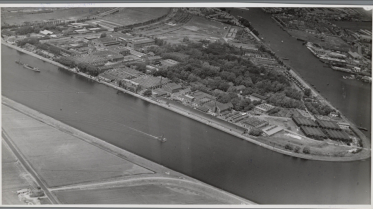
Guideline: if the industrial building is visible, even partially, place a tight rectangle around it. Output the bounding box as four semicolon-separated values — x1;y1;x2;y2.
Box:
160;59;179;68
98;67;143;83
324;129;352;143
131;76;170;90
91;37;121;48
262;125;284;136
127;37;155;50
241;117;269;129
300;126;327;140
316;119;341;130
292;117;318;127
254;103;275;114
161;82;183;94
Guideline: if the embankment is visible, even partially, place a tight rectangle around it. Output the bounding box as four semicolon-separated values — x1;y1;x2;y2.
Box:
2;42;370;162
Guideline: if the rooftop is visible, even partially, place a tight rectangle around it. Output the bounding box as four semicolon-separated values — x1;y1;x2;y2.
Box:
132;76;170;89
292;117;318;127
316;119;341;130
300;126;327;138
324;129;351;141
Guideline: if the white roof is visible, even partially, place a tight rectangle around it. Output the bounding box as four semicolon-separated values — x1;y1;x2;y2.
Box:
40;30;53;35
262;125;284;136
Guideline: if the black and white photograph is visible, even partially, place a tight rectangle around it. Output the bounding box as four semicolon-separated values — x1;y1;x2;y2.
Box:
1;3;372;206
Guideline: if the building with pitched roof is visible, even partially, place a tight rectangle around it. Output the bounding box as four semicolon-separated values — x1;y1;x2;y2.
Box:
262;125;284;136
292;117;318;127
254;103;275;114
160;59;179;68
91;37;121;48
127;37;155;50
300;126;327;140
131;76;170;90
161;82;183;94
316;119;342;130
241;117;269;129
324;129;352;143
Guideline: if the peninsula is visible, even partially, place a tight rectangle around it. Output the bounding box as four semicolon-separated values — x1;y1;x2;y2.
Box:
2;7;371;162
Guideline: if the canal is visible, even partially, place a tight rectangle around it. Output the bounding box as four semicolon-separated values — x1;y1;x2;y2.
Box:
1;44;370;204
229;8;372;138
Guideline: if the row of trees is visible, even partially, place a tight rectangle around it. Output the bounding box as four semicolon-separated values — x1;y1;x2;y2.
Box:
15;24;68;35
55;56;100;76
304;101;334;116
17;37;64;56
238;18;260;36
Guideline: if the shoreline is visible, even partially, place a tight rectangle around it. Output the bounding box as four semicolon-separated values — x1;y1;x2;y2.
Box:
2;96;254;205
2;42;370;162
256;16;372;151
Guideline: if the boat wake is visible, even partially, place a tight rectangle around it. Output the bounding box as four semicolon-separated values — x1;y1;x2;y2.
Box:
73;118;166;142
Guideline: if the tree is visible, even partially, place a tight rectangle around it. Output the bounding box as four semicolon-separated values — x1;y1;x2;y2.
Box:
304;88;311;97
285;144;294;151
294;146;300;153
303;147;310;154
100;33;107;38
183;36;190;43
249;128;262;136
143;89;152;97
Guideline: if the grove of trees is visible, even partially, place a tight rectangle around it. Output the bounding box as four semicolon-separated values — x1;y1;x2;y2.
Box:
150;41;306;111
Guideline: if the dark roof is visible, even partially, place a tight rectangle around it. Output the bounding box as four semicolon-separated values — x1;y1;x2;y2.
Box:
316;119;341;130
300;126;327;138
235;85;246;91
242;117;268;127
96;37;118;44
292;117;318;127
251;93;268;100
196;106;209;113
98;62;126;71
147;56;162;60
216;101;233;112
324;129;351;141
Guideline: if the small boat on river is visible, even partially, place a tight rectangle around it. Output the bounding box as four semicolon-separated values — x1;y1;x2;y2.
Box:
157;135;167;143
15;60;40;72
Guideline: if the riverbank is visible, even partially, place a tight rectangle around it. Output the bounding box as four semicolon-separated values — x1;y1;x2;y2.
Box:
2;96;253;205
2;41;370;162
246;14;372;155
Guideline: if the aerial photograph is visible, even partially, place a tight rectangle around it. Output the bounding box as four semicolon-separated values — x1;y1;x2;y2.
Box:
1;5;371;205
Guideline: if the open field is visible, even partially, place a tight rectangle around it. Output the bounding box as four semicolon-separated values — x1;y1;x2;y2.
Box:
153;16;229;45
2;141;30;205
287;29;350;51
2;8;112;25
2;104;153;188
53;181;226;204
101;8;170;26
2;140;52;205
2;97;254;204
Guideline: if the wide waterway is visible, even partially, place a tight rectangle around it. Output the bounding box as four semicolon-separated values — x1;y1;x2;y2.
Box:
229;8;372;138
2;44;371;204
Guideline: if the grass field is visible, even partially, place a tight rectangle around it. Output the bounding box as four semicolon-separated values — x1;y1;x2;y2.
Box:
2;104;153;188
153;16;230;45
101;8;170;26
2;8;113;25
54;183;225;204
2;141;30;205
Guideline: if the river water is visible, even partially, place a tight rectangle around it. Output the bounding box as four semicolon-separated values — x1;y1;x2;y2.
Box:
229;8;372;138
1;44;370;204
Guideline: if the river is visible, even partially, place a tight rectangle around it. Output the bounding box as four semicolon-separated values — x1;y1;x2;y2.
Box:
229;8;372;138
1;44;370;204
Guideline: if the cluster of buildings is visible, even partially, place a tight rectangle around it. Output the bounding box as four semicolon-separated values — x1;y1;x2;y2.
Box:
292;117;352;143
244;52;279;69
306;42;371;77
